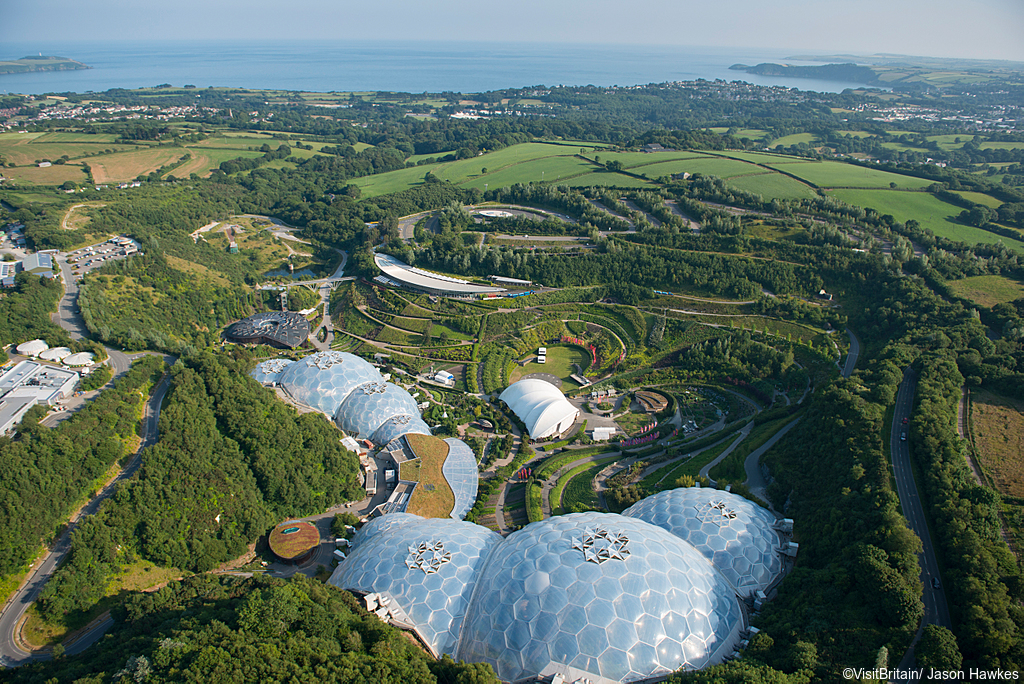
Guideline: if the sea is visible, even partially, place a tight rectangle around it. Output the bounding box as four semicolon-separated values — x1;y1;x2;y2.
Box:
0;40;880;96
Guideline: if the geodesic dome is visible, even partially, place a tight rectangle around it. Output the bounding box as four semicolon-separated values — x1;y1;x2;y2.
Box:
328;515;502;657
250;358;296;385
623;488;783;597
349;512;423;548
278;351;382;416
371;413;432;446
335;381;422;440
442;438;478;521
456;512;743;683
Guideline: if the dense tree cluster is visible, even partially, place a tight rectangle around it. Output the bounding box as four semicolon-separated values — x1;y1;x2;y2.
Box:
11;574;498;683
36;353;363;622
0;355;164;579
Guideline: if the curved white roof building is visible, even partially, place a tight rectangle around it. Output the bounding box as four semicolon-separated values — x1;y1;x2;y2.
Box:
16;340;48;357
499;378;579;440
63;352;95;367
39;347;72;362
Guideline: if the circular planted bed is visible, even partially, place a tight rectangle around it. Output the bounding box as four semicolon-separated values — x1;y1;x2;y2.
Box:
268;520;320;564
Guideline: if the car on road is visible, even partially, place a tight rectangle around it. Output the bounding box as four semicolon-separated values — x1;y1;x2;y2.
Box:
900;432;907;441
901;417;908;425
932;577;940;589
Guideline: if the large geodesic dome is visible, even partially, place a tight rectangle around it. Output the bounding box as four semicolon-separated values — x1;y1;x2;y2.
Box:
328;515;502;657
623;488;783;597
278;351;382;417
456;512;744;683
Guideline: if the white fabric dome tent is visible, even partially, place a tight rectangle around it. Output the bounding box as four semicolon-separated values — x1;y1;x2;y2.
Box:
499;378;579;439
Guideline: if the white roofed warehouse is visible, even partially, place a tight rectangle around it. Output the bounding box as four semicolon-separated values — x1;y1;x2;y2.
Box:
499;378;579;440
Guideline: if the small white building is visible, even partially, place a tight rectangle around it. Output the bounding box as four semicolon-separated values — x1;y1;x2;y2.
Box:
592;427;617;441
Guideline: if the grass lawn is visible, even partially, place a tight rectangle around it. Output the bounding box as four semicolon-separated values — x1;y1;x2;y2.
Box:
947;275;1024;308
405;434;456;518
640;439;733;492
971;390;1024;498
772;161;935;189
559;460;614;513
552;454;620;515
829;189;1024;252
509;344;589;386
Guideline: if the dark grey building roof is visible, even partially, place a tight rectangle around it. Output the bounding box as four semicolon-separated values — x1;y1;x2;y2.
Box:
228;311;310;348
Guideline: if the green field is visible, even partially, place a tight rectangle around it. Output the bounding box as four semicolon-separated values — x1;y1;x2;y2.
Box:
948;275;1024;308
455;156;597;188
30;132;120;144
772;161;936;189
563;172;654;188
708;127;768;140
726;172;818;200
631;157;767;180
926;134;974;151
592;151;713;169
771;133;818;147
954;191;1004;209
509;344;589;387
829;188;1024;252
712;150;815;165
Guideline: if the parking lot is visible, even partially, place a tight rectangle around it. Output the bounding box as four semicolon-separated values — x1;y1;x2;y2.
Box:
65;236;141;281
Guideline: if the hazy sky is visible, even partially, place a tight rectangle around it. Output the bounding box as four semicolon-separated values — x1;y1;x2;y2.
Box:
4;0;1024;62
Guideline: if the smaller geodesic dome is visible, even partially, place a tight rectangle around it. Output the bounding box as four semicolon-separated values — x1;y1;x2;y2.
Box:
250;358;296;385
623;487;783;596
499;378;579;439
329;515;502;657
278;351;382;417
371;413;432;446
335;381;422;441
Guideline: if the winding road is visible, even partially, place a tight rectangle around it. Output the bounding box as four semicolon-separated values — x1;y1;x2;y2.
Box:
0;248;174;667
0;372;170;667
